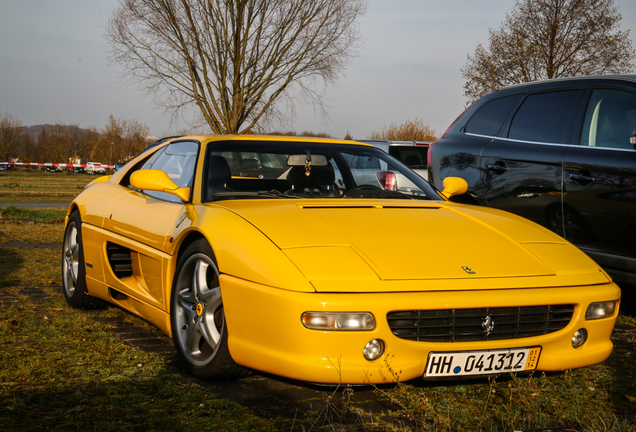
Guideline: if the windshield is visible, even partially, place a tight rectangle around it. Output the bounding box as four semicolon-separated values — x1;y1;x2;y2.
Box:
202;140;441;202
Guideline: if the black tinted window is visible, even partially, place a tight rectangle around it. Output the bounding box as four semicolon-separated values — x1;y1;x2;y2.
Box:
465;95;521;136
508;90;580;144
581;89;636;150
388;146;428;168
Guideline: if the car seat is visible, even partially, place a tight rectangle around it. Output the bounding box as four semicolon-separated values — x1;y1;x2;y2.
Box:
285;164;339;197
206;156;233;200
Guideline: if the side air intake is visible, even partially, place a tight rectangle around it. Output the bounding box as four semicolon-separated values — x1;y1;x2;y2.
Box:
106;243;133;278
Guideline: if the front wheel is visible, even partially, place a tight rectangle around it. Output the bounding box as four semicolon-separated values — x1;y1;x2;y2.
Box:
170;239;249;380
62;211;104;309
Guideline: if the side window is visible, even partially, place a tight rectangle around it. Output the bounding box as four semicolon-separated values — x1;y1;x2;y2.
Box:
508;90;580;144
330;158;345;188
343;153;386;187
389;146;429;168
135;141;199;202
210;151;287;179
581;89;636;150
465;95;521;136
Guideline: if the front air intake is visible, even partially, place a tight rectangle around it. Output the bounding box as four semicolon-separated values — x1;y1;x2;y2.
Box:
387;305;574;342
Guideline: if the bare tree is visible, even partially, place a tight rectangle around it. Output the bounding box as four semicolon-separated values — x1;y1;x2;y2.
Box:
462;0;635;102
36;123;98;165
0;112;24;162
90;115;150;164
106;0;367;134
368;118;437;142
17;134;35;162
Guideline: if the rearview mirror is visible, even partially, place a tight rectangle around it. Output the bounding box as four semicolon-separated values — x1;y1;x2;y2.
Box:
130;169;191;202
287;154;328;167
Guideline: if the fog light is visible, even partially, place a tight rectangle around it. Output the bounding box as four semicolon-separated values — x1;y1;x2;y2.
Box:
585;301;617;320
571;328;587;348
363;339;385;361
301;312;375;331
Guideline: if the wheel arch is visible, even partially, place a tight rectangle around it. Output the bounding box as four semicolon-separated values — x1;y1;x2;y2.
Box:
175;230;210;268
66;203;80;218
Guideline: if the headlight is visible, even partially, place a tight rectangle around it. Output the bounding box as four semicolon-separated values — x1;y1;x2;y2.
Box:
585;301;617;320
301;312;376;331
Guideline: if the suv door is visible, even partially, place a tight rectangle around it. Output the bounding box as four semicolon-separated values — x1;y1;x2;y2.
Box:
434;94;522;203
562;88;636;285
479;90;583;228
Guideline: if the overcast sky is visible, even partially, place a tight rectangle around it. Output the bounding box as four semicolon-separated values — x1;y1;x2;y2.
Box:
1;0;635;141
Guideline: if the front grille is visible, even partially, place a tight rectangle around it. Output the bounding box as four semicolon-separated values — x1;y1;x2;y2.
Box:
387;305;574;342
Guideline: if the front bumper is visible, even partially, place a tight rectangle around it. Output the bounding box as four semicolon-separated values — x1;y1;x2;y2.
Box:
221;275;620;384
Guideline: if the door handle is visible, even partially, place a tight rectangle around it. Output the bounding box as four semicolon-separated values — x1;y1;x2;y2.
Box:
569;174;595;182
487;164;508;172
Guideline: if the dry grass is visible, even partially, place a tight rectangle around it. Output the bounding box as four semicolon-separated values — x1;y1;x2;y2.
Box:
1;204;635;432
0;169;93;201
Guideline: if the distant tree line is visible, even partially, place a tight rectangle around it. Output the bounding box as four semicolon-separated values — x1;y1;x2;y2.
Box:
368;118;437;142
1;110;440;166
0;113;151;165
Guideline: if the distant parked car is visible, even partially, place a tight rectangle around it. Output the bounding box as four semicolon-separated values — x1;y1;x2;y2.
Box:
85;162;107;174
428;75;636;287
358;140;430;180
43;165;62;173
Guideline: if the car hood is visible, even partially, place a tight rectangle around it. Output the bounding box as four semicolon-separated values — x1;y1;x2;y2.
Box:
216;199;607;292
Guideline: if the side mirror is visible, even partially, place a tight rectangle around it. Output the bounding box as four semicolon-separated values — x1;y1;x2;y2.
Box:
441;177;468;199
130;169;191;202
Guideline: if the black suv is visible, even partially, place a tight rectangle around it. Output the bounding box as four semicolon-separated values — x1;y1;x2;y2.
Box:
428;75;636;287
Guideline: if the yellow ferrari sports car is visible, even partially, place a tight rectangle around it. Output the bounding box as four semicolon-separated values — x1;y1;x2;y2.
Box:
62;135;620;384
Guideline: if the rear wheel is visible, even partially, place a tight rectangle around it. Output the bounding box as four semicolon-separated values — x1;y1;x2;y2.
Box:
170;239;249;380
62;211;104;309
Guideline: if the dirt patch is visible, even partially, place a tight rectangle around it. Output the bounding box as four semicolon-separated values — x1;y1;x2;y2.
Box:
612;324;636;351
0;231;62;250
0;224;63;250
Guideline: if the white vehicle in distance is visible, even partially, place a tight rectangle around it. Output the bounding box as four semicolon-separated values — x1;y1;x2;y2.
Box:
356;140;430;180
85;162;107;174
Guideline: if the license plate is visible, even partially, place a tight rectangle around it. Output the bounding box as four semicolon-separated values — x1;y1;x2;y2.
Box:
423;347;541;378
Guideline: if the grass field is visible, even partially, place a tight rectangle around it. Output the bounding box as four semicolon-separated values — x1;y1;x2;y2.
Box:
0;169;96;201
1;178;635;431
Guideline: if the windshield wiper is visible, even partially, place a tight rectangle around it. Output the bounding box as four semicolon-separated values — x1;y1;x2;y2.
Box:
208;190;304;199
257;189;305;198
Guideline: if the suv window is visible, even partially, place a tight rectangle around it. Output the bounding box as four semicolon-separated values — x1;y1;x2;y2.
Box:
581;89;636;150
465;95;521;136
508;90;580;144
388;146;428;168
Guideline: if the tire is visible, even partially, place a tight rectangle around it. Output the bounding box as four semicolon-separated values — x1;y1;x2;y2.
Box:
62;211;104;309
170;239;249;380
547;205;595;244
